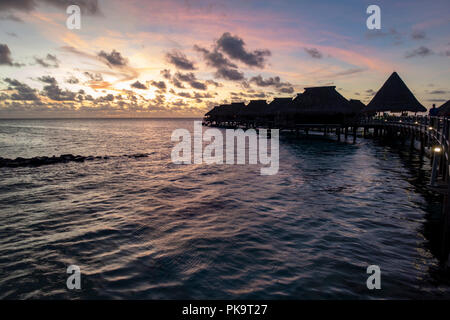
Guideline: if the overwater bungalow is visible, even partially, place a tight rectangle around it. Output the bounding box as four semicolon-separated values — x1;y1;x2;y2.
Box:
239;100;268;125
203;72;427;128
364;72;426;114
265;97;295;123
349;99;366;110
291;86;361;124
437;100;450;117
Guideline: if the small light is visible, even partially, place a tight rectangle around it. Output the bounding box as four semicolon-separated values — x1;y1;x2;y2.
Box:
429;126;433;130
434;146;442;153
414;121;418;124
399;120;402;122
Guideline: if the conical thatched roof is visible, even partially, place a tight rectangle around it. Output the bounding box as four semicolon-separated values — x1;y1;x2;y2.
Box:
365;72;426;113
437;100;450;116
294;86;359;115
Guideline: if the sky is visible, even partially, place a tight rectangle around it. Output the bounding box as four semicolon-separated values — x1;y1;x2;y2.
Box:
0;0;449;118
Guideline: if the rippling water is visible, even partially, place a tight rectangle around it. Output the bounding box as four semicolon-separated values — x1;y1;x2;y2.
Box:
1;118;449;299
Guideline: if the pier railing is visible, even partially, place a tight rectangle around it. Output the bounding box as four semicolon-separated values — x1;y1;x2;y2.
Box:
364;115;450;190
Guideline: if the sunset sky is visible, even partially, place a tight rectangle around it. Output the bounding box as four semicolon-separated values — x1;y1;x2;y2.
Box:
0;0;449;117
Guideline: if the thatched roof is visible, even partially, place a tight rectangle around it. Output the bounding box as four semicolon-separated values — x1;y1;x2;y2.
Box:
365;72;426;113
349;99;366;111
437;100;450;116
221;102;245;117
294;86;359;115
292;93;302;103
266;97;301;115
205;105;220;117
240;99;268;116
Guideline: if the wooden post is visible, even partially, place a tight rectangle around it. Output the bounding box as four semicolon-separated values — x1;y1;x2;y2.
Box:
353;127;357;144
420;133;425;155
337;127;341;142
431;149;441;187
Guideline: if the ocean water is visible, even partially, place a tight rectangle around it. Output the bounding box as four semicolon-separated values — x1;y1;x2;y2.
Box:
0;118;449;299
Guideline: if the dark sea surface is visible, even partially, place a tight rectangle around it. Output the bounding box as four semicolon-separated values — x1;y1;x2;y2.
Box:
0;118;449;299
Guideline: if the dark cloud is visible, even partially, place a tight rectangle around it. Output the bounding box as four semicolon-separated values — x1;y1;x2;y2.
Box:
216;32;270;68
83;71;103;81
174;72;207;90
3;78;39;100
304;47;323;59
206;79;221;87
214;66;244;81
98;49;128;67
131;80;147;89
42;82;77;101
194;45;237;69
194;44;243;81
37;75;57;84
278;87;294;94
149;80;166;91
66;76;79;84
94;94;115;103
429;90;447;94
171;77;185;89
0;0;101;15
62;46;138;81
166;50;196;70
411;30;426;40
160;69;171;79
171;90;215;99
405;46;434;58
0;44;23;67
249;75;293;93
34;53;59;68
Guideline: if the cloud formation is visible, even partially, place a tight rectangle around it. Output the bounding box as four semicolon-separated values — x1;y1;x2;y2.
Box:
0;0;101;15
3;78;39;100
0;44;23;67
131;80;147;89
166;50;196;70
405;46;434;58
98;49;128;67
216;32;271;68
304;47;323;59
249;75;293;93
194;45;244;81
411;30;426;40
34;53;59;68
